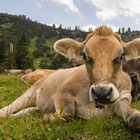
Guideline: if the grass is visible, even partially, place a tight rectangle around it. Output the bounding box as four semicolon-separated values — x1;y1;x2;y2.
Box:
0;23;12;29
0;74;140;139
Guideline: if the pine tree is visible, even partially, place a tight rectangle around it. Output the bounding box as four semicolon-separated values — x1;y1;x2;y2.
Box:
127;27;131;32
0;36;7;71
58;24;63;39
52;24;56;31
15;33;34;69
118;28;121;34
122;27;125;34
33;37;47;58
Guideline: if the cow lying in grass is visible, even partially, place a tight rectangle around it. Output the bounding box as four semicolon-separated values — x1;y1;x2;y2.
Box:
21;59;140;103
1;26;140;133
21;61;140;103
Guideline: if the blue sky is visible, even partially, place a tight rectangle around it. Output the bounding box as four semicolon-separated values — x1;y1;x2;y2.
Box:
0;0;140;31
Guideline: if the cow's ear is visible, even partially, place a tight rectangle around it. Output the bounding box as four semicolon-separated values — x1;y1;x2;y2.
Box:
123;39;140;59
114;33;122;43
54;38;84;60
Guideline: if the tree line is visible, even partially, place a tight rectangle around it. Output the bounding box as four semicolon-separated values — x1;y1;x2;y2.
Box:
0;33;33;72
118;27;140;42
1;13;140;72
0;33;72;72
0;13;88;72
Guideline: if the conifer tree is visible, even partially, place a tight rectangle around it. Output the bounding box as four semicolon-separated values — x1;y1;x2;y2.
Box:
15;33;34;69
0;36;7;71
33;37;47;58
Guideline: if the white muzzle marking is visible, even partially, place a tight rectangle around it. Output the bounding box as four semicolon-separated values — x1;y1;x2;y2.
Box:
89;83;120;103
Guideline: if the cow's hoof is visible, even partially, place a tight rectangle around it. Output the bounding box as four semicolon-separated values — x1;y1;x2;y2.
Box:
126;115;140;133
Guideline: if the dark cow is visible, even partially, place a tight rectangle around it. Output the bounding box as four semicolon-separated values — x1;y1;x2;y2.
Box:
123;58;140;101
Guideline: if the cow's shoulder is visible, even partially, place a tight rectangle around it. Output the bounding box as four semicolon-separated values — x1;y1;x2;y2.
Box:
118;71;132;92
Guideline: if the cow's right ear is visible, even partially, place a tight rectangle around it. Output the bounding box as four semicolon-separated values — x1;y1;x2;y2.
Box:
54;38;84;60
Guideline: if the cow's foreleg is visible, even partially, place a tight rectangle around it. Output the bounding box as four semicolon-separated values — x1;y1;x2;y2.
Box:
9;107;39;117
114;93;140;132
51;94;76;121
0;80;40;118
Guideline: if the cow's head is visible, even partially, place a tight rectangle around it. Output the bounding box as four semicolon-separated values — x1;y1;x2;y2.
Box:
54;26;140;104
123;58;140;84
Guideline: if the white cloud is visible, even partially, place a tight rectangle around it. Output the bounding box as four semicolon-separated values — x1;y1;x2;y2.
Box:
47;22;60;28
81;24;119;32
35;2;42;8
81;24;96;32
52;0;80;13
96;10;117;21
105;24;119;32
136;18;140;25
86;0;140;21
33;0;46;9
33;0;80;13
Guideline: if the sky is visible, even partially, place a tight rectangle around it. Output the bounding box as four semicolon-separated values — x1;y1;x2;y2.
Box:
0;0;140;32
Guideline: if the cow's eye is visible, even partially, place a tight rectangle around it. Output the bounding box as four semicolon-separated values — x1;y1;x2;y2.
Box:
81;52;87;60
81;52;94;65
113;53;124;64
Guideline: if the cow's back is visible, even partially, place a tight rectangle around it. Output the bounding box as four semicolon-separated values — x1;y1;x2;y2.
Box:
38;66;84;96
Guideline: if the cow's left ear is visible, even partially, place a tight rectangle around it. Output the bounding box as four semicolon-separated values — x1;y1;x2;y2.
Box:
54;38;84;60
123;39;140;59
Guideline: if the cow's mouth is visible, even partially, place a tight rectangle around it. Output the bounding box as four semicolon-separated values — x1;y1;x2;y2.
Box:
94;99;117;109
95;101;105;109
89;83;120;105
94;95;120;108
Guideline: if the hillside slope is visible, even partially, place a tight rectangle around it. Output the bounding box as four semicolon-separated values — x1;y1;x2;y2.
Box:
0;13;58;44
0;13;88;69
1;13;140;69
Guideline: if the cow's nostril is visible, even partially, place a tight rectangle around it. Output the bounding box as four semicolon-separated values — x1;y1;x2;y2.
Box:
130;72;138;81
106;87;113;99
91;86;113;102
133;74;137;79
91;87;98;100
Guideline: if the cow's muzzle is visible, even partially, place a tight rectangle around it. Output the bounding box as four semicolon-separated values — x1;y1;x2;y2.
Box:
89;83;120;104
129;72;139;83
91;86;113;103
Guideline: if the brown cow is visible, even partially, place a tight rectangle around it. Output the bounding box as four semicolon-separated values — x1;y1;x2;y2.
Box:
21;59;140;102
55;36;140;102
1;26;140;133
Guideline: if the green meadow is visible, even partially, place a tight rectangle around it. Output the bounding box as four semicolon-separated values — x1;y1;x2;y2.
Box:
0;74;140;140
